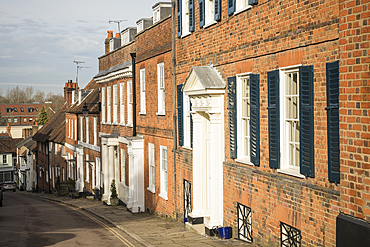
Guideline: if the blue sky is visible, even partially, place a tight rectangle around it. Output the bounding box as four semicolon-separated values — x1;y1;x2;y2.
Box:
0;0;163;96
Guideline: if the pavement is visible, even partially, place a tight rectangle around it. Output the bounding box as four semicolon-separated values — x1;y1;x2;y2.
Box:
17;190;253;246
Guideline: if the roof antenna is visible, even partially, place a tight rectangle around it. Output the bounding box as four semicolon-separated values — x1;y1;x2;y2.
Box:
73;60;90;89
109;20;128;34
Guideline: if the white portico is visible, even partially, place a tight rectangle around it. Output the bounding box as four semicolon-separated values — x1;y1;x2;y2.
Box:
182;65;225;234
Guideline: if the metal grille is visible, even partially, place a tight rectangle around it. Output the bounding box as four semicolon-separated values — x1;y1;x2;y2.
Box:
237;203;252;242
184;179;191;220
281;222;301;247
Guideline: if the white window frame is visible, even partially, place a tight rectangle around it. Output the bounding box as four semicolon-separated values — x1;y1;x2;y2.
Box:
2;154;7;165
113;84;118;124
127;81;133;126
183;93;192;149
140;69;146;114
55;143;57;155
120;82;125;125
63;167;65;182
94;117;97;146
236;74;251;164
86;117;89;144
278;67;303;178
86;154;89;182
204;0;216;27
68;118;71;138
107;86;111;124
159;145;168;200
235;0;252;14
182;0;190;36
157;63;165;115
96;157;101;188
120;149;125;185
80;116;83;141
74;119;77;141
101;87;106;123
148;143;155;193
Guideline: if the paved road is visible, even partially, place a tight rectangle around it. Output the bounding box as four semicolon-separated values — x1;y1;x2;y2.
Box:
0;191;140;247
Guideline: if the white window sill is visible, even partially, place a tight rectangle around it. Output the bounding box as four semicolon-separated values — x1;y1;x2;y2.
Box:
112;122;118;125
182;145;193;151
101;121;105;124
236;158;253;166
203;20;217;29
126;123;133;127
106;121;111;125
139;112;146;115
147;186;155;194
156;111;165;116
234;6;252;16
278;168;305;179
119;122;125;126
181;32;191;38
159;193;168;201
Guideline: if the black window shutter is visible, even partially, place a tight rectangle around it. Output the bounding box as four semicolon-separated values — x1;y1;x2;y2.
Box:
177;0;182;37
250;74;260;166
215;0;221;21
248;0;258;5
228;0;235;15
267;70;280;169
326;61;340;184
228;76;237;159
299;65;315;178
189;0;195;32
199;0;205;28
177;84;184;146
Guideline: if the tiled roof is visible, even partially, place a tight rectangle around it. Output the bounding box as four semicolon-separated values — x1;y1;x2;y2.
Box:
16;135;37;152
32;103;67;144
0;103;43;117
0;137;23;154
68;81;100;115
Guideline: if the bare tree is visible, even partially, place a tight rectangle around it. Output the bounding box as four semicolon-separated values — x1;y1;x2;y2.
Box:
33;90;45;103
24;86;35;103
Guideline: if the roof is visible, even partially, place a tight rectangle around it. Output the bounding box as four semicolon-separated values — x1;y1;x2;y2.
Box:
94;60;132;79
0;103;43;118
67;81;100;115
0;137;23;154
191;66;225;89
16;135;37;152
32;103;67;144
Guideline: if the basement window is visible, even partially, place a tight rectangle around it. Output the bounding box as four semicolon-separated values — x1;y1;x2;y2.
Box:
237;203;252;243
281;222;301;247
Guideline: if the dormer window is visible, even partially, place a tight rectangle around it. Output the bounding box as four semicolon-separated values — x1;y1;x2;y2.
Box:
27;107;33;113
20;108;24;112
152;2;172;24
136;18;153;33
14;108;17;112
121;27;137;46
35;108;38;112
137;20;144;33
6;108;11;113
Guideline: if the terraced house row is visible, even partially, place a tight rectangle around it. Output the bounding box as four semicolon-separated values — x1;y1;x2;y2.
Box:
25;0;369;246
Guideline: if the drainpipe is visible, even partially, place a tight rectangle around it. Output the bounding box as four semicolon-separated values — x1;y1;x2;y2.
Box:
171;0;178;221
130;52;137;136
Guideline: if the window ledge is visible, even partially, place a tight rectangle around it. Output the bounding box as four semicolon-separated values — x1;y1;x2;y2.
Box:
112;122;118;125
147;186;155;194
101;121;105;124
182;146;193;151
278;168;305;179
139;112;146;115
236;158;253;166
181;32;191;38
156;111;165;116
159;193;168;201
234;6;252;16
106;121;111;125
126;123;133;127
203;20;217;29
119;123;125;126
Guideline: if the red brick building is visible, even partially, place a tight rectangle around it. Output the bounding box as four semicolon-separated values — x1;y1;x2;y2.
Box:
174;0;368;246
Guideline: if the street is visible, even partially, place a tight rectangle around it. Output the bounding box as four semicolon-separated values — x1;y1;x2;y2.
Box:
0;192;139;247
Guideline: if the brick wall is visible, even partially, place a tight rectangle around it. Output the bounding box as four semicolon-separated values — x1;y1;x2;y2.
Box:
339;0;370;222
175;0;344;245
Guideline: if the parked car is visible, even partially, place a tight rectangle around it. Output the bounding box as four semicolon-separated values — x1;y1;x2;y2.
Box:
3;181;16;192
0;184;3;206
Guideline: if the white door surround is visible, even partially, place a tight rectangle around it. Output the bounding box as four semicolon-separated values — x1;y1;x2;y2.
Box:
182;65;225;232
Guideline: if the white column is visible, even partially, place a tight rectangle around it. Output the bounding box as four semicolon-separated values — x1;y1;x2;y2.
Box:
103;144;109;201
77;149;84;192
108;145;114;205
208;113;223;227
189;112;204;217
127;146;134;208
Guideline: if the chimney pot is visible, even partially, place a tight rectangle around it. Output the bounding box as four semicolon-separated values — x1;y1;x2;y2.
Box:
108;31;113;38
116;33;121;38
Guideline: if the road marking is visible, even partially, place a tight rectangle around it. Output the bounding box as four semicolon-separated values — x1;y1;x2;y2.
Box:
78;209;135;247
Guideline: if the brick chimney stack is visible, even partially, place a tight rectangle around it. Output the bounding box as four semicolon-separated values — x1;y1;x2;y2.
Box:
32;121;39;136
105;31;113;54
64;79;77;105
6;123;12;138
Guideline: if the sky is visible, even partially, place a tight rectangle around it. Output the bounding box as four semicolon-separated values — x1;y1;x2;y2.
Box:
0;0;163;96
